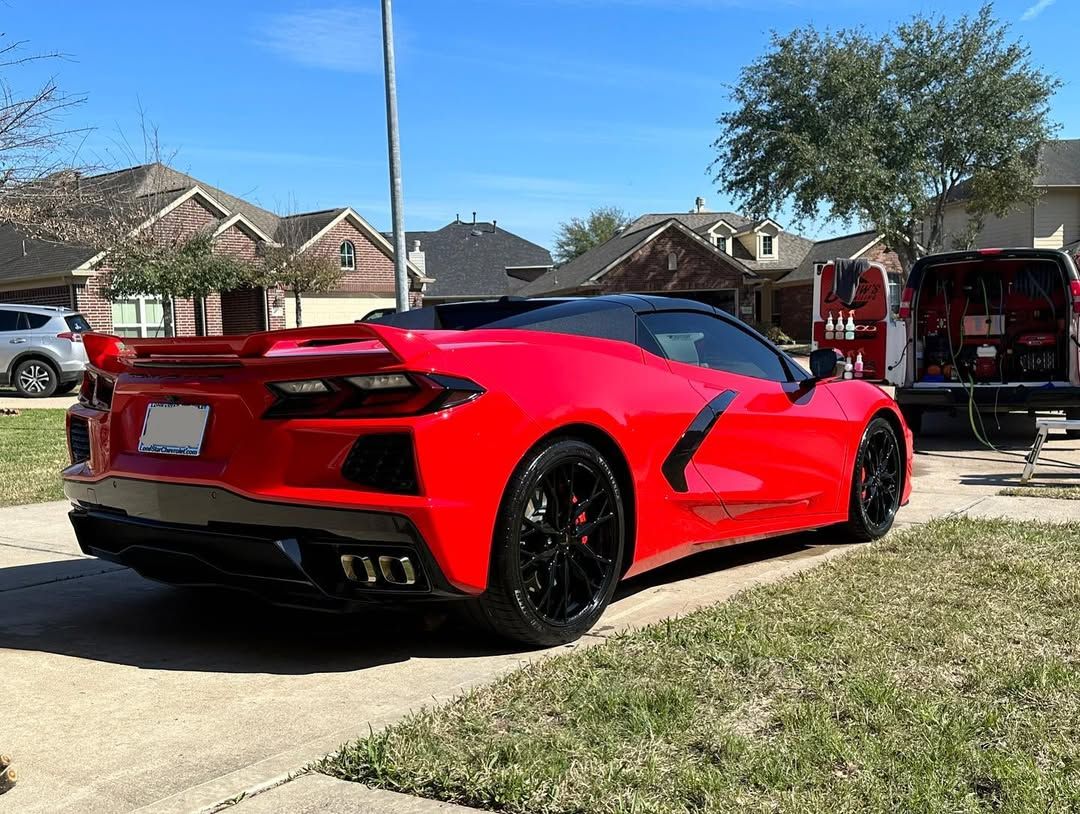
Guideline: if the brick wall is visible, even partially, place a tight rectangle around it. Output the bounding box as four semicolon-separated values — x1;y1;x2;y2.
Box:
75;274;113;332
597;229;747;295
307;220;398;295
773;284;814;341
0;285;73;307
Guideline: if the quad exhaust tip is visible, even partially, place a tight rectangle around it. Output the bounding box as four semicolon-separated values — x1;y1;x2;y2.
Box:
341;554;417;586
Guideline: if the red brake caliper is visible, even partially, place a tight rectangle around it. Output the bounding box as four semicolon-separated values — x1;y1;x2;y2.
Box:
572;496;588;545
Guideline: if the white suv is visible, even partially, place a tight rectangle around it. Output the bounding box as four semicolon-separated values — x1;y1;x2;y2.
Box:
0;304;91;397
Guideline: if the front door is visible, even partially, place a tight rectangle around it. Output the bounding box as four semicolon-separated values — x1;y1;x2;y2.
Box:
640;310;851;526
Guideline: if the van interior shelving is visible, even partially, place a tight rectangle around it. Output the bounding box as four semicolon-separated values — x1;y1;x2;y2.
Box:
909;257;1072;389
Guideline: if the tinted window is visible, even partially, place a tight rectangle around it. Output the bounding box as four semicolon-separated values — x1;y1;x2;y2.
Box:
640;311;788;381
0;311;15;331
66;314;92;332
25;312;50;329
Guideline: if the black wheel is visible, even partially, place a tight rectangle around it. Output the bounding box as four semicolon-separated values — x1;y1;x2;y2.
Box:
54;381;78;395
13;358;58;397
474;438;626;647
899;405;922;435
842;417;902;542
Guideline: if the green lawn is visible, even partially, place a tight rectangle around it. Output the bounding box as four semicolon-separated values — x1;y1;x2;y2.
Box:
0;409;68;506
999;486;1080;500
322;519;1080;814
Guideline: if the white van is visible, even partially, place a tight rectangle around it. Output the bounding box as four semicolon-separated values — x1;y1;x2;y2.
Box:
811;248;1080;434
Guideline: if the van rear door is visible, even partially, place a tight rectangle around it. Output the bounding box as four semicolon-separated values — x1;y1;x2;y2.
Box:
811;260;905;385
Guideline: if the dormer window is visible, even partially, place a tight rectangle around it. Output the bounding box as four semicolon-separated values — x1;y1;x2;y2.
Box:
715;235;727;253
761;234;775;257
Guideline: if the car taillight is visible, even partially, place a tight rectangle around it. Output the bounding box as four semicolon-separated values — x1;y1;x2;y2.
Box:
57;331;83;342
264;372;483;419
1070;280;1080;315
898;286;914;320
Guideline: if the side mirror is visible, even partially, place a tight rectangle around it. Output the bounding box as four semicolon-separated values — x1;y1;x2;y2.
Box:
808;348;842;382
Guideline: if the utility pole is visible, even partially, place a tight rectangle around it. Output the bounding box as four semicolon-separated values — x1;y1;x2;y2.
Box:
381;0;409;312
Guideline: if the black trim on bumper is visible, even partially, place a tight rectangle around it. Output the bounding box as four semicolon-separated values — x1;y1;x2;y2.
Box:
64;478;465;610
662;389;738;492
896;385;1080;412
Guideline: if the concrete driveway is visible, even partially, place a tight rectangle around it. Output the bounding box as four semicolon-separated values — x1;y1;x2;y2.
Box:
3;411;1080;813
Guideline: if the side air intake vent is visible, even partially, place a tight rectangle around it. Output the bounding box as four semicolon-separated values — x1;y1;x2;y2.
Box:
69;416;91;464
342;433;418;494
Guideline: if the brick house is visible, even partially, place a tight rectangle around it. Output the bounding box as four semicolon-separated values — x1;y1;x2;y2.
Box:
772;231;903;341
519;202;812;322
0;163;428;336
522;201;903;342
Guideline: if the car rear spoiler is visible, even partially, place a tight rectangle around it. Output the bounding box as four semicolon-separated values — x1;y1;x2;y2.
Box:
83;323;436;374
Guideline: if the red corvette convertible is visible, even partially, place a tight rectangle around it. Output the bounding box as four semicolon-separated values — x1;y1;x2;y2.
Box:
63;295;911;645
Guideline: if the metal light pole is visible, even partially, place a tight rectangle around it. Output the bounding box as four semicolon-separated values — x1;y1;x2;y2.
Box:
381;0;410;312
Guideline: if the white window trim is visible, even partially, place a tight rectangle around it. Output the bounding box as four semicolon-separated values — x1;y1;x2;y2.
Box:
111;295;166;338
760;234;776;258
340;240;356;271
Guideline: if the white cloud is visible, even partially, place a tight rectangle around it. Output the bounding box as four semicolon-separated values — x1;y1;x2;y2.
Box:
1021;0;1055;21
255;7;382;73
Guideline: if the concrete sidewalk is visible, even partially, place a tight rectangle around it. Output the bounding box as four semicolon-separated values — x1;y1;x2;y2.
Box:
4;410;1080;813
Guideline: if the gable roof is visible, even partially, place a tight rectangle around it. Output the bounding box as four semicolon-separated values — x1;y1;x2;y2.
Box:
517;218;755;297
401;220;552;298
1;163;426;286
623;211;812;272
781;229;882;285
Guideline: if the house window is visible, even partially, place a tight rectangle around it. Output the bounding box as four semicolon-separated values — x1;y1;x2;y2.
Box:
715;235;727;253
667;251;678;271
761;235;774;257
340;240;356;270
111;295;165;338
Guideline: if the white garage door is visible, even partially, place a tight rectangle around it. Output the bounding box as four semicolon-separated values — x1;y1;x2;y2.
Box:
285;294;395;328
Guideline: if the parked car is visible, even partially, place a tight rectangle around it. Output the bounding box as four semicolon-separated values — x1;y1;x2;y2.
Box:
63;295;911;646
358;306;396;322
811;249;1080;434
0;304;92;397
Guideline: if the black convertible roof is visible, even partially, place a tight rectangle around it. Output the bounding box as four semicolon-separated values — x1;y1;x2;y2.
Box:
379;294;719;329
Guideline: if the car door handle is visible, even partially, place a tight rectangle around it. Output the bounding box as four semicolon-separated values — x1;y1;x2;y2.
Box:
9;338;27;344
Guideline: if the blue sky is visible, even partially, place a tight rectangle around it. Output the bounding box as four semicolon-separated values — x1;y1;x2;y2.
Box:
5;0;1078;247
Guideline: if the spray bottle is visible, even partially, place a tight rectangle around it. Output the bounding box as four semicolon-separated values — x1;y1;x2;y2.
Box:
825;312;835;341
854;350;864;379
845;311;856;341
843;354;854;379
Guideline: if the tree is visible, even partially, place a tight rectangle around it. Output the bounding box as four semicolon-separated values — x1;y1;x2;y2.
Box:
712;4;1059;271
0;34;96;241
105;230;258;336
553;206;630;264
258;243;343;328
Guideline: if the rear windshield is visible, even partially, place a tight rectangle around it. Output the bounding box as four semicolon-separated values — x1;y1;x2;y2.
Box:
65;314;92;333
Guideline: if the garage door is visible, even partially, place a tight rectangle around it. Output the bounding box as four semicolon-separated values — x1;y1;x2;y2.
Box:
285;294;395;328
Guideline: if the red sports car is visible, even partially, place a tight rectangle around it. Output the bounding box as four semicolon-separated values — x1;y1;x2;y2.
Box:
63;295;911;646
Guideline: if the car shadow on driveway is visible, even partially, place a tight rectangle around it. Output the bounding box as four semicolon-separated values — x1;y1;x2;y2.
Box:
0;530;833;676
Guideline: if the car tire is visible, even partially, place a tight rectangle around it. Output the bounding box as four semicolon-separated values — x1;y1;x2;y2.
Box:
841;417;902;543
13;359;59;398
472;438;626;647
54;381;79;395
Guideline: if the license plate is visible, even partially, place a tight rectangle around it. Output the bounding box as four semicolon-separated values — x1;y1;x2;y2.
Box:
138;403;210;456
